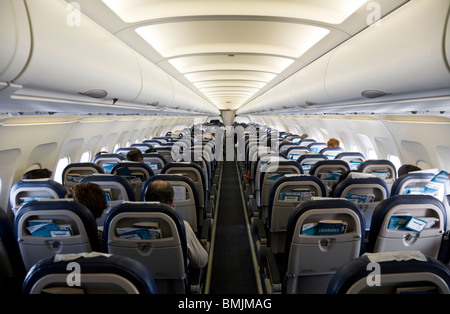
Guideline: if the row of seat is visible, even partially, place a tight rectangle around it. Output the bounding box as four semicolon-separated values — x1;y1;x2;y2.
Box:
234;125;450;294
3;196;448;293
2;130;223;294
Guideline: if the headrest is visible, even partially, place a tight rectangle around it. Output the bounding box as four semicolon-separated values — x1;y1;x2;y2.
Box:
22;252;158;294
161;162;206;189
80;174;135;201
309;159;350;172
335;152;366;160
357;159;396;176
142;153;168;164
62;162;104;173
327;251;450;294
333;175;390;198
363;251;427;263
348;172;377;179
319;147;344;154
92;153;125;163
10;179;67;197
269;174;326;200
391;171;448;198
111;162;155;177
296;154;328;162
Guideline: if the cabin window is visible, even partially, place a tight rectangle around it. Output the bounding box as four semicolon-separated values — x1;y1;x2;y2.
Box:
417;160;432;170
80;151;91;162
367;148;378;159
387;154;401;173
113;143;120;154
25;163;42;173
54;156;70;184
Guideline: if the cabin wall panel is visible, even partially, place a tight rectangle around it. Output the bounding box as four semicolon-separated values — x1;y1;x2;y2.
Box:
343;119;395;159
0;123;74;185
385;120;450;170
436;145;450;172
0;115;196;211
0;149;21;211
27;143;58;171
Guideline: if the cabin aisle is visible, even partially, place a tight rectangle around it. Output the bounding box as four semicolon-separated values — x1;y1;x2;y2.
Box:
206;161;260;294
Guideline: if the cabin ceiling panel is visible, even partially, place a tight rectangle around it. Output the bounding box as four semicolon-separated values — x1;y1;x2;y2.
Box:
70;0;411;112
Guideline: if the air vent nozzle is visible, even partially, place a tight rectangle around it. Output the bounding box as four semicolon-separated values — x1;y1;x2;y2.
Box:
361;90;389;99
80;89;107;99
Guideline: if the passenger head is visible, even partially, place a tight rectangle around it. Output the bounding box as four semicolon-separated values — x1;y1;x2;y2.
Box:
300;133;308;140
66;182;108;219
398;164;421;177
327;138;340;148
94;151;108;157
126;148;144;162
23;168;53;180
145;180;174;206
145;147;157;153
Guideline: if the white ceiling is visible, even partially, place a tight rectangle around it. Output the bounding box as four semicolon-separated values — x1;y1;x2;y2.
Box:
73;0;410;111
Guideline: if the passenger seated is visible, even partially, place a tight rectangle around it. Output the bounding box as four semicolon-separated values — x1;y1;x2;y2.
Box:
145;180;208;269
327;138;340;148
23;168;52;180
398;164;421;177
66;182;108;252
126;148;144;162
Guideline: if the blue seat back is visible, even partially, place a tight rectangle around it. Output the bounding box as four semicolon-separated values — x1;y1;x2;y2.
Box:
296;154;328;174
318;147;344;158
357;159;397;189
142;153;168;174
80;174;135;202
267;174;327;254
103;202;188;294
368;194;447;259
62;162;104;189
309;160;351;196
258;160;303;221
335;152;366;170
284;146;312;161
14;199;101;270
92;153;125;173
111;162;155;201
162;162;206;210
307;142;327;154
10;179;67;215
333;174;390;230
283;198;365;293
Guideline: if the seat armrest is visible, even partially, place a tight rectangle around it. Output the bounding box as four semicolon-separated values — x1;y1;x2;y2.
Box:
255;218;267;245
200;218;212;248
189;266;206;294
206;198;214;219
264;248;282;294
247;197;258;219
